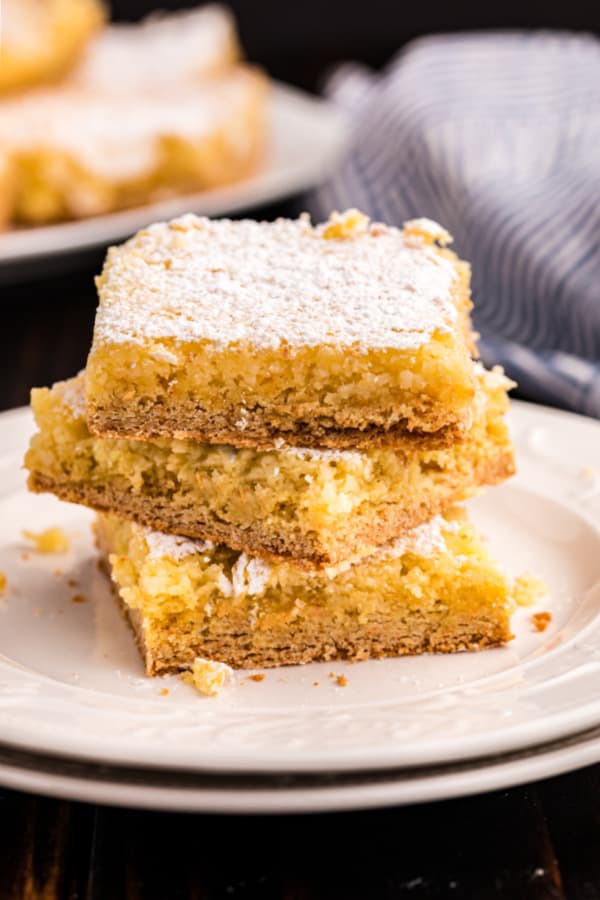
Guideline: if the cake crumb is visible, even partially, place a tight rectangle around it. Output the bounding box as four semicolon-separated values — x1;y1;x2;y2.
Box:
335;675;348;687
532;611;552;633
248;673;265;682
513;572;547;607
71;594;88;604
0;571;6;595
67;578;78;588
182;657;232;697
159;688;169;696
22;527;70;554
53;568;62;577
321;209;369;240
403;218;452;246
313;681;319;686
20;552;29;561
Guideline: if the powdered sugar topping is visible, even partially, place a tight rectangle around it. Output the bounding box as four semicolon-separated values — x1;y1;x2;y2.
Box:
143;530;214;562
231;553;271;598
55;374;87;418
94;213;460;351
380;515;460;561
322;515;458;577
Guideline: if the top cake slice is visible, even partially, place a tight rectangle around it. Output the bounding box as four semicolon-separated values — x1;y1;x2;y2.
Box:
86;211;477;449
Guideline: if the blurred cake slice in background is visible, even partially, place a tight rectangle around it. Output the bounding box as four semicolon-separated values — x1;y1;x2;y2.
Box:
70;4;240;91
0;0;105;94
0;68;267;223
0;5;268;225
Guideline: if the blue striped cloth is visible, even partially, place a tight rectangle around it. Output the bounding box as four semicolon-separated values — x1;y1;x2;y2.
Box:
309;32;600;418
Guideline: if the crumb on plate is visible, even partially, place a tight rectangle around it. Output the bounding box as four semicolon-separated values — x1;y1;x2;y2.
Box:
0;571;6;595
22;527;70;554
71;593;88;604
532;611;552;633
159;688;169;696
513;572;547;607
248;673;265;682
335;675;348;687
182;657;233;697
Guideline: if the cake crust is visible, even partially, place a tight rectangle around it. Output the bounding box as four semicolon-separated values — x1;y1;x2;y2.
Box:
122;591;513;675
86;405;469;450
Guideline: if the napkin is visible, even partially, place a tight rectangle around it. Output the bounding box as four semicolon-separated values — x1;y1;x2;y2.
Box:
309;32;600;417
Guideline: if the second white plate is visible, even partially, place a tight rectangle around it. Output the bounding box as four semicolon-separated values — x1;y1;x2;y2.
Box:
0;400;599;775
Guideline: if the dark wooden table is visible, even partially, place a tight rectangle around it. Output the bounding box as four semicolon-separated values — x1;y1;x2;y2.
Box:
2;198;600;898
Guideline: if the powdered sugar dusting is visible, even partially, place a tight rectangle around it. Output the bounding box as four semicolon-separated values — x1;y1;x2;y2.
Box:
55;374;86;418
231;553;271;598
322;515;457;577
143;529;214;562
380;515;459;561
94;213;459;351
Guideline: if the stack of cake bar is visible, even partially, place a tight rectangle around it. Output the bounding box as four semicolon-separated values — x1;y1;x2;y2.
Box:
26;210;517;679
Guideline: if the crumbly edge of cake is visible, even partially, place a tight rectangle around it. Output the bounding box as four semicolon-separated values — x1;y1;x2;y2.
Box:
104;572;512;674
86;404;470;451
28;447;514;567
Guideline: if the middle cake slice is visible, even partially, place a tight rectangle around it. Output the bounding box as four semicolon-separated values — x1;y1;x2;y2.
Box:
26;365;514;568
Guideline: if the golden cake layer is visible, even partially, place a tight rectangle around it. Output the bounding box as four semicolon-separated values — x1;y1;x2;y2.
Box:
26;366;514;567
85;212;478;449
0;0;105;94
96;509;515;675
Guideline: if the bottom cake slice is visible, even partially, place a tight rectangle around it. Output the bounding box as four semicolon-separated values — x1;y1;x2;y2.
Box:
95;509;515;675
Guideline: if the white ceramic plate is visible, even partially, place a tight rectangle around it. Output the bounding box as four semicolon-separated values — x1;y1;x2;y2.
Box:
0;726;598;813
0;401;600;778
0;83;348;266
